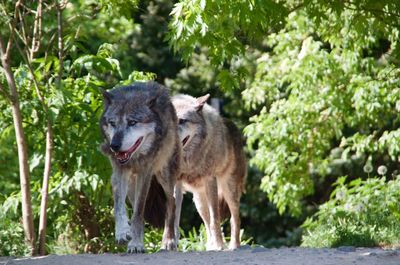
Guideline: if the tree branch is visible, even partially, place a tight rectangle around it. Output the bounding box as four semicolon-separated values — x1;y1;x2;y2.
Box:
0;34;6;56
13;34;47;108
0;30;13;103
30;0;43;60
56;1;65;84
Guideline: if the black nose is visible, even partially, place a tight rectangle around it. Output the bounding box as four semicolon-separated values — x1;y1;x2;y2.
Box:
110;142;121;152
110;131;123;152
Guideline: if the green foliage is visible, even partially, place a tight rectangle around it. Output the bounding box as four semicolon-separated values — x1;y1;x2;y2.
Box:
168;0;288;63
0;194;29;256
99;0;138;17
177;224;253;252
302;176;400;248
178;224;208;251
169;0;400;217
3;0;400;255
0;0;158;253
244;9;400;215
128;0;184;81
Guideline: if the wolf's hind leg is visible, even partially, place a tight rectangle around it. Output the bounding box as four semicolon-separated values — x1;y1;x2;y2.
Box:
160;180;177;251
224;191;241;250
111;171;131;244
205;177;224;251
220;176;242;250
174;181;183;243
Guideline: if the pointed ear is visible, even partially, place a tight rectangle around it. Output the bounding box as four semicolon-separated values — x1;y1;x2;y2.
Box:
101;89;113;107
147;92;160;109
148;97;156;108
195;94;210;112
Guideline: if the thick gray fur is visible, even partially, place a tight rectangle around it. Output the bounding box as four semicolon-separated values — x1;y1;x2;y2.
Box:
100;82;180;253
172;94;247;250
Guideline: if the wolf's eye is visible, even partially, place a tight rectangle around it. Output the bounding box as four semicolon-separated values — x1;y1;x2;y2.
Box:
109;121;116;127
178;119;188;125
127;120;137;127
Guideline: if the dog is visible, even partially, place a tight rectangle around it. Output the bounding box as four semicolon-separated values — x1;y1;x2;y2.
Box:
172;94;247;250
99;82;180;253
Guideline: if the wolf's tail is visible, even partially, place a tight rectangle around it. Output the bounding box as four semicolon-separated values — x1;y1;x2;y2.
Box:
144;177;166;228
219;198;231;221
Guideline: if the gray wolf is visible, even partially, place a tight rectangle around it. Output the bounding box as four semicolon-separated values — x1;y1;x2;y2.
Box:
172;94;247;250
100;82;180;253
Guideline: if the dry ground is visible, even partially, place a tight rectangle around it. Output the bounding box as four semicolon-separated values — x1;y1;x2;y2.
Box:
1;246;400;265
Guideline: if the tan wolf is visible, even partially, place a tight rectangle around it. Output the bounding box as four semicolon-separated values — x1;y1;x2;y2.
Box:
172;94;247;250
100;82;180;253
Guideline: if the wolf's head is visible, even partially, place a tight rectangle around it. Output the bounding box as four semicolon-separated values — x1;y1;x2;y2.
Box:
100;82;169;165
171;94;210;150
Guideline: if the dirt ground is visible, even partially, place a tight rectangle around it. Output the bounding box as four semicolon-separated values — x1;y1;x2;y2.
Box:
1;246;400;265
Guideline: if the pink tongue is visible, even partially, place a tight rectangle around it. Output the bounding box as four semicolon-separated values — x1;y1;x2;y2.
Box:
115;137;143;160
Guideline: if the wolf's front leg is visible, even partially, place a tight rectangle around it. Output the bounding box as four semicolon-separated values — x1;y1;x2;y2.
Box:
111;171;131;244
127;174;152;253
205;176;224;251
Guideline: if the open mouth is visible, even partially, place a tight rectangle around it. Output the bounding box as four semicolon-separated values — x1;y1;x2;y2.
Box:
182;135;190;147
113;136;144;164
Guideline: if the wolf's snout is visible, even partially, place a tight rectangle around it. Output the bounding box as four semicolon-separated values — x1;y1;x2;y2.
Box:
110;131;124;152
110;141;122;152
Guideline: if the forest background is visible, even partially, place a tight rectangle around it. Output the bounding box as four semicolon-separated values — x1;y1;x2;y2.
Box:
1;0;400;256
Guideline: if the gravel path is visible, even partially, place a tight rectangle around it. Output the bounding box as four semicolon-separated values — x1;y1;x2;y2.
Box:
2;246;400;265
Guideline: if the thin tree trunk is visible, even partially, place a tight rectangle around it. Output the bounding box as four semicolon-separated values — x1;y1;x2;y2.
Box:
38;122;52;255
38;0;63;254
0;44;36;255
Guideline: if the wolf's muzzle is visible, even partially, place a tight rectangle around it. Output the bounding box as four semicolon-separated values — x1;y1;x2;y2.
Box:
110;143;121;152
110;131;124;152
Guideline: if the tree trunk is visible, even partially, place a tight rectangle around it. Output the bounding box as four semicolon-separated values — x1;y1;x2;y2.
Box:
1;55;36;255
37;0;58;254
38;121;53;255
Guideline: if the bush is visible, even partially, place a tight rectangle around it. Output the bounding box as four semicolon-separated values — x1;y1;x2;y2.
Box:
178;224;253;252
302;175;400;248
0;194;30;256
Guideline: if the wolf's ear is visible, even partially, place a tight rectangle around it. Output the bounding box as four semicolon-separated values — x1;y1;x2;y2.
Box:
147;89;163;109
195;94;210;112
102;89;113;107
147;94;158;109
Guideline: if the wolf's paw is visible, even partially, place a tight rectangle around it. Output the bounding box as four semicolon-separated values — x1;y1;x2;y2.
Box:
161;238;177;251
206;240;224;251
127;239;145;254
228;241;240;250
115;222;131;244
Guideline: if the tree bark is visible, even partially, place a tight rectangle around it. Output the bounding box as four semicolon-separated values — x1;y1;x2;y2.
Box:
0;42;36;255
37;1;63;255
38;122;52;255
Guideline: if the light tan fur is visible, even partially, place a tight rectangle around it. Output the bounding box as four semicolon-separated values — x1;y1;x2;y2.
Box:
172;94;247;250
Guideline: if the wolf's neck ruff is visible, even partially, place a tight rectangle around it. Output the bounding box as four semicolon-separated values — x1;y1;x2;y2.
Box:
112;136;144;164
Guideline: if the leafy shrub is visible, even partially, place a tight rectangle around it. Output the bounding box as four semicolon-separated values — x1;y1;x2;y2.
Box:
178;224;253;252
302;175;400;248
0;194;29;256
